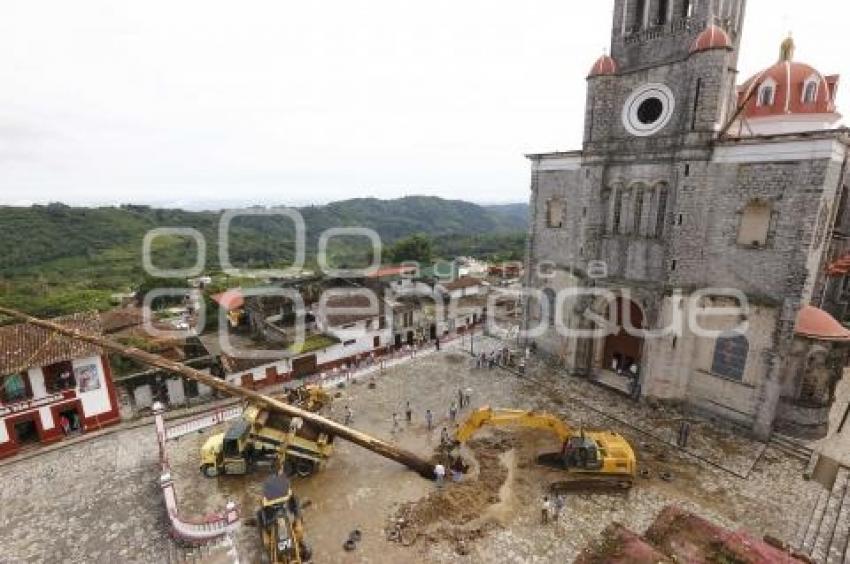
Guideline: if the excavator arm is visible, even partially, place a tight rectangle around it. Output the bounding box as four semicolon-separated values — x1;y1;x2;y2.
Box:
456;406;574;444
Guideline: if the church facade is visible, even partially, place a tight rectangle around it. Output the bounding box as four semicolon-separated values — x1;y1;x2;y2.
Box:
524;0;850;439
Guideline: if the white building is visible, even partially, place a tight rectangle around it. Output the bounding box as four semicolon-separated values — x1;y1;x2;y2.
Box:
0;313;120;459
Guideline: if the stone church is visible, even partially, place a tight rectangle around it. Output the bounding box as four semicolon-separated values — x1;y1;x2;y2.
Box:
524;0;850;439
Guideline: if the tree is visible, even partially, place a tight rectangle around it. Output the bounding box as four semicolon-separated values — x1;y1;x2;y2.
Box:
387;234;433;264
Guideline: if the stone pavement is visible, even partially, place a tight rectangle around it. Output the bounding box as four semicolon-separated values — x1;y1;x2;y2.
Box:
0;336;834;563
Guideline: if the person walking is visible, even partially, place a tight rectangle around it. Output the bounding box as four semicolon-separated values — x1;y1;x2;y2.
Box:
449;402;457;422
434;463;446;487
541;496;552;525
435;336;441;351
392;412;399;432
344;405;353;426
464;388;473;409
426;409;433;431
458;388;464;409
441;427;451;446
553;495;565;522
405;401;413;423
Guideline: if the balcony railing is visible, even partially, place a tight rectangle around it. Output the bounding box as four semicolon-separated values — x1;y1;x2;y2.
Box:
0;391;72;417
623;17;710;45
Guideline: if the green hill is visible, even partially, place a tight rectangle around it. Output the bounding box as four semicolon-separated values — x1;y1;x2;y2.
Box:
0;197;528;317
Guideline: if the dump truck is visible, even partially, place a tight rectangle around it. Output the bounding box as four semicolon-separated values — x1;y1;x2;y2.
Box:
200;386;335;478
456;406;637;490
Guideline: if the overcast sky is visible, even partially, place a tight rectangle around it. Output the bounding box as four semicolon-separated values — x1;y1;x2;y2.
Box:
1;1;847;208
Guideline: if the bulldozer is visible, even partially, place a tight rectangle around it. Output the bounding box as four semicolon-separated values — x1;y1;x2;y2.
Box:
455;406;637;490
200;386;335;478
256;474;311;563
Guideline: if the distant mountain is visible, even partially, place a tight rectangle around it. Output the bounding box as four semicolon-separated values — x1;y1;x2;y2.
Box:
0;197;529;317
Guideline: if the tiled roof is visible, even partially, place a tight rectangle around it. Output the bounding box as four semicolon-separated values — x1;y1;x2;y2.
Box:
442;276;484;292
211;289;245;311
322;294;384;327
0;312;103;375
365;265;418;279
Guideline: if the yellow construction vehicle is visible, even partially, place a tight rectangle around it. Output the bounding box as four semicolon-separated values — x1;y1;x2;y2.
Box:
200;386;335;478
456;406;637;489
257;474;311;563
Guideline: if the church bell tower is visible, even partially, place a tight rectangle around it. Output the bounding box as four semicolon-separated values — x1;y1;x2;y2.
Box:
583;0;747;152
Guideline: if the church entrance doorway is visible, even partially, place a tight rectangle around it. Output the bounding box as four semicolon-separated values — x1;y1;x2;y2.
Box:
602;298;645;378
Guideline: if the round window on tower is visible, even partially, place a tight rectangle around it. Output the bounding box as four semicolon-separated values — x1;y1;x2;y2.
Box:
622;84;676;137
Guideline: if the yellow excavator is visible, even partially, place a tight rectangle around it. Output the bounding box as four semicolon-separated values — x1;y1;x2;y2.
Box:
456;406;637;490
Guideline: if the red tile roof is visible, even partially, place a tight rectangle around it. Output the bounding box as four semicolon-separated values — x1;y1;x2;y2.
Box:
322;293;383;326
690;25;732;54
0;312;103;375
365;265;418;279
211;289;245;311
442;276;484;292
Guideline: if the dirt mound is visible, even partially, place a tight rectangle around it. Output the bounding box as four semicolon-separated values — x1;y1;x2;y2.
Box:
387;433;516;551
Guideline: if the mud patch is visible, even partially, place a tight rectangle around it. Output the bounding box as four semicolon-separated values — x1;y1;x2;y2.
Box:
387;432;516;552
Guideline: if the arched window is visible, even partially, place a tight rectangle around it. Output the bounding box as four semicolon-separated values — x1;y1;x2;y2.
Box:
656;0;669;25
633;185;645;236
543;287;557;327
737;200;771;247
612;185;624;234
654;184;668;238
758;81;776;107
634;0;647;30
601;187;612;232
803;79;818;104
711;332;749;381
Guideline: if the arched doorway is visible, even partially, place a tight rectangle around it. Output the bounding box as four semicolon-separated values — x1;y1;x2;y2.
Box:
602;298;645;375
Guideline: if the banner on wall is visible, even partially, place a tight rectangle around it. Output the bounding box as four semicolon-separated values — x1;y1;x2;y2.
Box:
75;363;101;393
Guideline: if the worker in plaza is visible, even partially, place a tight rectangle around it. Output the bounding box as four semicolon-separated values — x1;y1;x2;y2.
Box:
541;496;552;525
553;495;565;521
344;405;353;426
449;401;457;422
434;463;446;487
425;409;433;430
440;427;451;446
405;401;412;423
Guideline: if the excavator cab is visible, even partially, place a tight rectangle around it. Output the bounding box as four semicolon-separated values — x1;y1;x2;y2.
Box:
562;435;603;471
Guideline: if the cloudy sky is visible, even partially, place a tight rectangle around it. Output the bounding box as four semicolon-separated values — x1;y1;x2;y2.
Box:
1;1;847;208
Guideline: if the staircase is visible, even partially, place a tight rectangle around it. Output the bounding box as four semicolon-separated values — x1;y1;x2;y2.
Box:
771;434;815;463
794;466;850;563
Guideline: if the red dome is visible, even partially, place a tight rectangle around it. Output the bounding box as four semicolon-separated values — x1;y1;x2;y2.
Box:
588;54;617;78
795;306;850;341
738;38;839;121
690;25;732;54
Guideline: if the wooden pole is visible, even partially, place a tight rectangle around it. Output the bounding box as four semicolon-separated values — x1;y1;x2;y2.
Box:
0;306;436;479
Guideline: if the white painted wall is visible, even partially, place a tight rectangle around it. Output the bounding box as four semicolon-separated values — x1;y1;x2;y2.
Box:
39;406;55;430
74;356;112;416
28;367;47;398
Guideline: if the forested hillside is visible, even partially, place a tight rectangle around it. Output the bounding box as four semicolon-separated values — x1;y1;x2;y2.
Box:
0;197;528;317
